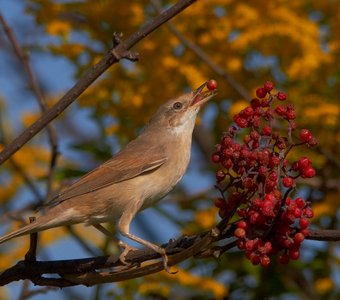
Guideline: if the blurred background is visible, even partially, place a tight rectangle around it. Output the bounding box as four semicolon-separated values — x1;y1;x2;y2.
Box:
0;0;339;299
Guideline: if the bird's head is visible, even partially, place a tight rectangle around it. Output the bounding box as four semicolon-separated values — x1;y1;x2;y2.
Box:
149;80;218;134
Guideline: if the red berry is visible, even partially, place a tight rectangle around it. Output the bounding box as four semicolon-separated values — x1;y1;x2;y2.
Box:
302;167;316;178
277;91;287;101
299;129;312;143
303;207;314;218
289;249;300;260
237;220;248;229
242;107;254;118
275;105;286;116
234;228;246;238
269;156;280;168
206;79;218;90
286;109;296;120
282;177;294;188
293;207;302;218
260;255;271;267
256;87;267;98
268;171;278;182
299;218;309;229
245;239;255;251
294;232;305;244
262;125;272;136
235;117;248;128
263;81;275;92
250;98;261;108
298;157;311;170
211;154;220;163
295;197;305;208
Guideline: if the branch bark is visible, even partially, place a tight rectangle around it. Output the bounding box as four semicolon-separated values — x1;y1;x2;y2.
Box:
0;0;197;165
0;225;338;287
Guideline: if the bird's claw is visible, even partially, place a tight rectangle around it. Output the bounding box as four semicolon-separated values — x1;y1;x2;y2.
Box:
118;241;137;265
158;247;177;274
118;241;176;274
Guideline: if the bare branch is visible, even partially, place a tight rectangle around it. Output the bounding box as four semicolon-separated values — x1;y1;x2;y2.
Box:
0;219;338;287
306;229;340;242
0;0;197;165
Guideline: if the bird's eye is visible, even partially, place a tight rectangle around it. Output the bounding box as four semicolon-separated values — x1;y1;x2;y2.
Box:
173;102;183;110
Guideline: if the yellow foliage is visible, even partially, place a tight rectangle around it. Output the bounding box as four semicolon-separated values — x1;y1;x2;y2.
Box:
315;277;333;294
0;222;31;269
229;100;248;117
46;20;71;37
0;181;19;203
313;191;339;218
11;145;49;178
227;57;242;72
178;65;206;88
39;227;67;245
304;102;339;127
105;123;120;136
158;268;228;299
68;44;86;59
138;282;170;297
195;207;218;229
21;111;40;127
234;3;259;27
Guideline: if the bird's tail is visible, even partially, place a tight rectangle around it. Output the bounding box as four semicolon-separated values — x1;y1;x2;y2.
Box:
0;219;44;245
0;204;84;245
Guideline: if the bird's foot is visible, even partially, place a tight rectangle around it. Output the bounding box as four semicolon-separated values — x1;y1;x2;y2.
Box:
118;240;137;265
156;246;177;274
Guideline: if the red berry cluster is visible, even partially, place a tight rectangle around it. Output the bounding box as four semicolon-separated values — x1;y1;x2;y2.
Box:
234;194;313;267
212;81;316;267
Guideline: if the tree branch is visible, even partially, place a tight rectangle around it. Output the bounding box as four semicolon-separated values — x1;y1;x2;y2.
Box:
0;220;232;287
0;0;197;165
0;219;337;287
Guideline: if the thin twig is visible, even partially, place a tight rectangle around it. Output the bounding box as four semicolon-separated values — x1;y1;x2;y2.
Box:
24;217;38;262
0;13;59;199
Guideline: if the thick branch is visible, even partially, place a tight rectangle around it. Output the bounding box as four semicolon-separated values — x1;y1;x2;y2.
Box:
0;0;197;165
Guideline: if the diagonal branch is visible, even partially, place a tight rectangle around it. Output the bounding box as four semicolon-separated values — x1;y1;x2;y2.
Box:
0;0;197;166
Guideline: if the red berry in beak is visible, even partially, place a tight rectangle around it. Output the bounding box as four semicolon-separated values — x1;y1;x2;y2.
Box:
207;79;218;91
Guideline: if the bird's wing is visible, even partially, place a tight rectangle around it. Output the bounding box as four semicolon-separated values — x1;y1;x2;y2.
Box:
49;144;168;205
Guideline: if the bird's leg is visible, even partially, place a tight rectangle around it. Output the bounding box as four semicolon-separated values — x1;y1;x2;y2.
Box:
92;223;119;243
118;212;173;273
92;223;138;266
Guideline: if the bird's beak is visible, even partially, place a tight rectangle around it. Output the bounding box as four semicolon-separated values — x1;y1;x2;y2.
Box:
190;81;218;107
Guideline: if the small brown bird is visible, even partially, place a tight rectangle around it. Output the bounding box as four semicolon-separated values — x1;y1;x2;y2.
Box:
0;81;217;271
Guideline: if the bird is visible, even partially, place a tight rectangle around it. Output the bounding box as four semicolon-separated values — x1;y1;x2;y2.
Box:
0;80;217;271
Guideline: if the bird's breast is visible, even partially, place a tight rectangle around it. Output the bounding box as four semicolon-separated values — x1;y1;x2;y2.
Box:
139;138;192;209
